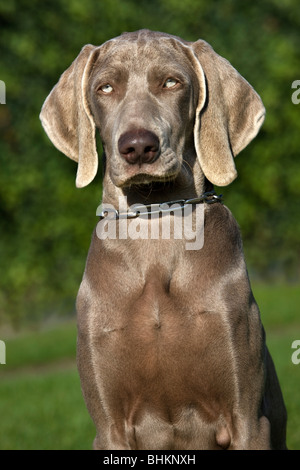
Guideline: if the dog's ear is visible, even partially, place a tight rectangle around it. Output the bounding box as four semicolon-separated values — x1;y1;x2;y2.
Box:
40;45;100;188
190;40;265;186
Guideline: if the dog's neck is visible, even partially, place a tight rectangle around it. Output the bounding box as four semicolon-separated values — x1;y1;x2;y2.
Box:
101;155;212;207
121;180;213;207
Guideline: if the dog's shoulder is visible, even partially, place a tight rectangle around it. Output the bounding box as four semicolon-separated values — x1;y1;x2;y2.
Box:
203;202;244;262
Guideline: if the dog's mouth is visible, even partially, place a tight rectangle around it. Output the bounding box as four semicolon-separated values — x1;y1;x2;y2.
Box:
131;178;178;194
119;173;178;189
120;176;179;204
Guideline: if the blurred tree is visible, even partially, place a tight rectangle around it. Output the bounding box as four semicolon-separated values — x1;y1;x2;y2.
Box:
0;0;299;325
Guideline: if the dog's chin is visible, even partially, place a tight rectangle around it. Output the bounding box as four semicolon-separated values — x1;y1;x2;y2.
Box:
116;173;178;189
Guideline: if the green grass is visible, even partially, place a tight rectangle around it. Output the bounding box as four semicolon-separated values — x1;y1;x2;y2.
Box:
4;321;78;370
0;369;95;450
0;321;95;450
0;284;300;450
252;283;300;450
252;283;300;329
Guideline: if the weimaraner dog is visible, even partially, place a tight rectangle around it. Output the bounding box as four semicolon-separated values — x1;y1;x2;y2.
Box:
40;29;287;450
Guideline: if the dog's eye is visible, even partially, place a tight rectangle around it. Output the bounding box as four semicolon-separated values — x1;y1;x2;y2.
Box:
99;84;114;94
163;78;179;89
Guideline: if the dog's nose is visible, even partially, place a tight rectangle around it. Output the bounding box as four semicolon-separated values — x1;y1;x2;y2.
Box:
118;129;160;165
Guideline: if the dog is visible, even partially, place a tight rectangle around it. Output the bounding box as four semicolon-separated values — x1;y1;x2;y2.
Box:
40;29;287;450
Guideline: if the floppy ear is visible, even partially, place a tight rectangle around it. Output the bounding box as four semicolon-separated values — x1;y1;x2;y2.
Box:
190;40;265;186
40;44;100;188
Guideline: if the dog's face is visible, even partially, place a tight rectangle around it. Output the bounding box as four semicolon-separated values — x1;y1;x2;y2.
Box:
88;36;200;188
40;30;265;190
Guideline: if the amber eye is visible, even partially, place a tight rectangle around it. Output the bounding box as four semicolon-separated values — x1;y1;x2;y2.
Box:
163;78;179;89
99;84;114;94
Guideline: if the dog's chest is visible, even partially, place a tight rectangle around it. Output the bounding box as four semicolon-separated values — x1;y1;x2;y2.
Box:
90;245;237;405
77;229;251;438
87;234;237;360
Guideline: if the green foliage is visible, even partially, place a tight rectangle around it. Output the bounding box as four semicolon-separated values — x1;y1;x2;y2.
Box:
0;0;299;324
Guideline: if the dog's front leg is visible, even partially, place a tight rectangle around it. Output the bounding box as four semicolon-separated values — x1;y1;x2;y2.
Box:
76;277;133;450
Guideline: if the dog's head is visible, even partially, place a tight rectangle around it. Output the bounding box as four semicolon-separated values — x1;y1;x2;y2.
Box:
40;29;265;189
